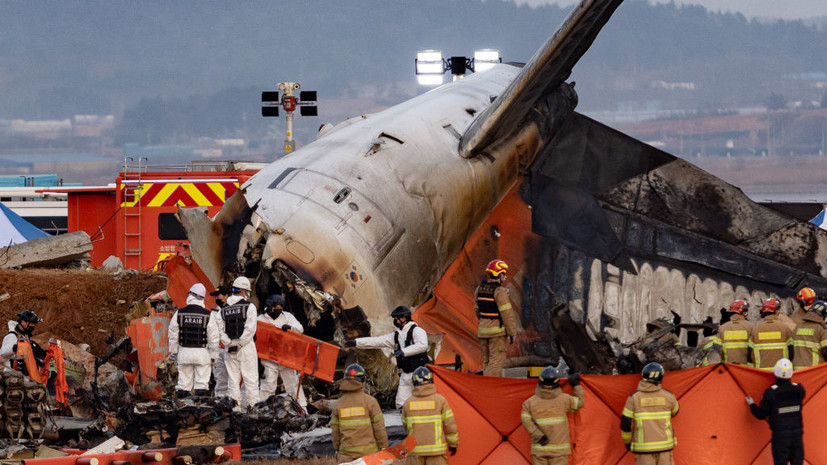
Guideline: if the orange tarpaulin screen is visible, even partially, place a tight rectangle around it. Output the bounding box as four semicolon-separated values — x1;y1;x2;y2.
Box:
431;363;827;464
256;322;340;383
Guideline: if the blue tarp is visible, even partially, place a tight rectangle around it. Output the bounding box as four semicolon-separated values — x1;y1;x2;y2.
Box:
0;202;49;247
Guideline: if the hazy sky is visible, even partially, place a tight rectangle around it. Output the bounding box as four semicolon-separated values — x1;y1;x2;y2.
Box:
515;0;827;20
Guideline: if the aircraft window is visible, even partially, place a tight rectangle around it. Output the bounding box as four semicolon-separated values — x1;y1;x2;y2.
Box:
333;187;351;204
158;213;187;240
466;108;477;116
268;167;296;189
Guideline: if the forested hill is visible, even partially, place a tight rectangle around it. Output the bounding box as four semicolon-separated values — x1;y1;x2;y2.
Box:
1;0;825;121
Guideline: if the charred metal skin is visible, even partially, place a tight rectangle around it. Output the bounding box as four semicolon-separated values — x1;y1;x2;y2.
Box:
181;0;624;337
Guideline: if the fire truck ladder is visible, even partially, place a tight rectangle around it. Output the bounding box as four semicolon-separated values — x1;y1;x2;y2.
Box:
122;157;147;269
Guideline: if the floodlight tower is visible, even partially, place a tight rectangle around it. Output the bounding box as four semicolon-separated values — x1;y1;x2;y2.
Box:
261;83;318;155
414;49;502;86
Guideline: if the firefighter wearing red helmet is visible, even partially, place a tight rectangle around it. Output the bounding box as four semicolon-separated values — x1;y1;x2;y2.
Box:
791;287;818;326
711;300;754;365
791;299;827;369
749;298;793;371
474;259;518;377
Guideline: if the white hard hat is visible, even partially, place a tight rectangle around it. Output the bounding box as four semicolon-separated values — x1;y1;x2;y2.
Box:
774;358;793;379
188;283;206;299
232;276;252;292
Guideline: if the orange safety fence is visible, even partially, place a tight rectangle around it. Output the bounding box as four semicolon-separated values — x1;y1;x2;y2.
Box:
431;363;827;464
255;322;340;383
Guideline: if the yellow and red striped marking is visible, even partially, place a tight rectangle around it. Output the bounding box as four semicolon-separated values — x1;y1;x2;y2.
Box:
120;182;239;208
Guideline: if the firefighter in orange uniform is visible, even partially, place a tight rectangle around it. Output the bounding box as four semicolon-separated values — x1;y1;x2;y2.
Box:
791;299;827;369
750;298;794;371
330;364;388;464
712;300;754;365
521;366;584;465
402;366;459;465
791;287;817;326
474;259;518;376
621;363;679;465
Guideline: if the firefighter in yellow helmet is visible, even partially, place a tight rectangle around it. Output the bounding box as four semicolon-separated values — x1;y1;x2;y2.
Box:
474;259;518;376
521;366;584;465
749;298;794;371
620;363;679;464
711;300;754;365
791;299;827;369
402;367;458;465
791;287;817;326
330;364;388;463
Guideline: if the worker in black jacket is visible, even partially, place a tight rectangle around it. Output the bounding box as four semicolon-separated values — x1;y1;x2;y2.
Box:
746;358;805;465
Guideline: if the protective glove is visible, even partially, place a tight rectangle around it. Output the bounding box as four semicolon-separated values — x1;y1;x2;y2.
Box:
509;335;515;344
169;352;178;363
745;395;755;406
281;324;291;331
569;372;582;386
211;358;217;367
393;349;404;358
227;345;239;354
625;443;631;452
538;435;548;446
344;339;357;348
448;446;457;456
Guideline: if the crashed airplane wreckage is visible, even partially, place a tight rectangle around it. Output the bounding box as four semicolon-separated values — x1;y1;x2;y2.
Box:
179;0;827;377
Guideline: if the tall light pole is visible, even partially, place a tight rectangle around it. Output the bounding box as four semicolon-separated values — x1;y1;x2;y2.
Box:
414;49;502;86
261;83;318;155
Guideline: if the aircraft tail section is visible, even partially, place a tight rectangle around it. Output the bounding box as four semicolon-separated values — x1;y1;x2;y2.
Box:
459;0;624;158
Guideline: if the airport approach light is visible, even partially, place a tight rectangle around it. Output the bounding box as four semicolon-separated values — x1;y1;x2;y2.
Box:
261;82;318;155
414;49;502;86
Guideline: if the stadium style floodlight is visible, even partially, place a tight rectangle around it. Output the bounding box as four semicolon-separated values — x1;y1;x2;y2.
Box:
415;49;502;86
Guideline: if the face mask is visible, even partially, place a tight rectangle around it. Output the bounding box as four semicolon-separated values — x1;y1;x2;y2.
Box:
393;318;405;329
268;307;283;319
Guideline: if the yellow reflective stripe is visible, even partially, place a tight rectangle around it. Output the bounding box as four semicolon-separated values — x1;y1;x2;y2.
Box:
754;342;788;349
532;443;570;452
632;438;677;452
723;330;749;340
792;340;821;350
406;414;443;423
521;412;532;419
572;397;580;410
634;411;672;420
441;410;455;420
722;342;749;349
479;326;505;335
371;413;384;423
413;444;448;453
498;303;512;311
338;418;372;427
535;416;567;425
446;433;458;442
796;328;815;336
622;408;634;417
621;431;632;441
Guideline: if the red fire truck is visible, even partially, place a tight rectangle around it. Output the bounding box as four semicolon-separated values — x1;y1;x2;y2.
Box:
45;159;262;269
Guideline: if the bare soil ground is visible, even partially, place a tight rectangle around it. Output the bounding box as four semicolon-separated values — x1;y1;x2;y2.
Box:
0;268;167;356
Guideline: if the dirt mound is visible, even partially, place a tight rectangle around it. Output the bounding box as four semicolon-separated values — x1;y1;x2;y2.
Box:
0;268;167;356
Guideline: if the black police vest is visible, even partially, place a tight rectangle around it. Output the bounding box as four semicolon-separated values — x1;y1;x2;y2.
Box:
177;305;211;348
221;300;249;340
476;280;502;321
393;323;431;374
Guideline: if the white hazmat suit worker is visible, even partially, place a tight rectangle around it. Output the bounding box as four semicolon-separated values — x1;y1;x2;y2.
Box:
167;283;220;397
215;276;260;410
258;294;307;410
346;305;430;408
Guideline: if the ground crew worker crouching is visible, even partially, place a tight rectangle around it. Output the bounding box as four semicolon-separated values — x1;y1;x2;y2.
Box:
330;364;388;464
791;287;817;327
402;367;458;465
475;259;517;377
750;298;794;371
746;358;805;465
168;283;220;398
521;367;584;465
258;294;307;410
216;276;259;410
346;305;430;408
791;299;827;369
621;363;679;465
712;300;754;365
